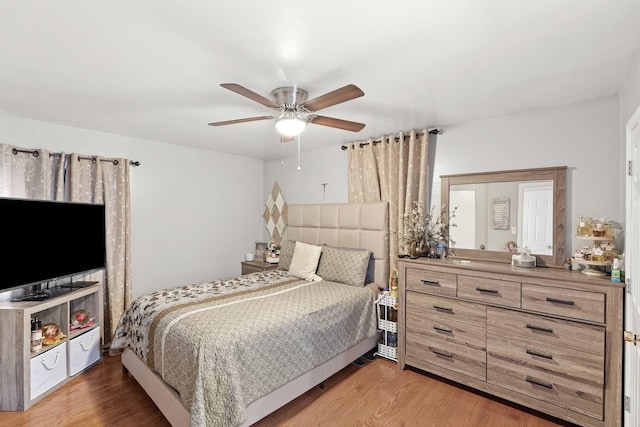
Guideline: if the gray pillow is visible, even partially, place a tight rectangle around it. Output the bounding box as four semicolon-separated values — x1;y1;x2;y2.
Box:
316;245;372;286
278;240;296;270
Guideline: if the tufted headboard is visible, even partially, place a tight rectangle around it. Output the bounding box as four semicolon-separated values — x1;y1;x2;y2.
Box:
285;202;389;286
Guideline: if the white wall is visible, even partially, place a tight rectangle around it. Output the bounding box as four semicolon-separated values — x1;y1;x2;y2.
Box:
262;145;348;241
0;114;264;297
265;96;622;257
621;54;640;137
620;54;640;222
433;95;621;256
263;145;348;204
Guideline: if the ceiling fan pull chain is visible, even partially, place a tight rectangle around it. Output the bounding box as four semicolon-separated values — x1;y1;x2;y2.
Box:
281;136;284;167
297;135;302;170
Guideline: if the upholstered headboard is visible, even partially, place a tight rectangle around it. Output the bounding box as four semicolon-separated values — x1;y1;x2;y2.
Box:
285;202;389;286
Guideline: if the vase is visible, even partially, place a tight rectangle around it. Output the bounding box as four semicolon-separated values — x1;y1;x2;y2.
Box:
410;242;429;257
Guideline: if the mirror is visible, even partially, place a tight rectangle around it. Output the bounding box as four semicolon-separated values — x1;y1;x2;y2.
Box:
441;166;566;267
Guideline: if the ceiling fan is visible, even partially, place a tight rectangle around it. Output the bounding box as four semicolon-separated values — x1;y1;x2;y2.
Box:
208;83;365;138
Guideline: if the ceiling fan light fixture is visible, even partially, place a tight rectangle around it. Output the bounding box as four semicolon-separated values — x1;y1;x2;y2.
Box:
275;112;307;137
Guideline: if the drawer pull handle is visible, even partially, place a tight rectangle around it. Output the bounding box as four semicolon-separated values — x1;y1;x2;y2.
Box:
476;287;498;294
421;279;441;287
525;375;553;389
546;297;575;305
80;335;95;351
433;305;453;313
431;348;453;358
433;325;453;334
526;349;553;360
41;351;61;370
526;324;554;334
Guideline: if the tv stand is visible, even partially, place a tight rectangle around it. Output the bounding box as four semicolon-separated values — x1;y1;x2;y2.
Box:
0;283;103;411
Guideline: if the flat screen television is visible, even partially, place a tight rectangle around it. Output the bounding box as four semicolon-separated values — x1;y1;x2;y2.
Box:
0;197;106;294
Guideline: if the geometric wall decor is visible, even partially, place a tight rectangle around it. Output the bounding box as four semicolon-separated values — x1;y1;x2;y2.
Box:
263;181;287;245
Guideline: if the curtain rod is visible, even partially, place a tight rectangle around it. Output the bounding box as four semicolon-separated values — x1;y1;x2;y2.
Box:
11;148;141;166
340;128;443;150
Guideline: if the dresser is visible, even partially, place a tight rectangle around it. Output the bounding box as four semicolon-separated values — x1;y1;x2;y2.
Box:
398;258;623;427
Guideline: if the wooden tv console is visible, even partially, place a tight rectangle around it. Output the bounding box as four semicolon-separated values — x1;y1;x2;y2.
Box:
397;258;623;427
0;283;103;411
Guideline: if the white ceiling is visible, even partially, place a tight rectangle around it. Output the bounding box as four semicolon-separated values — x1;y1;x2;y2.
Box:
1;1;639;160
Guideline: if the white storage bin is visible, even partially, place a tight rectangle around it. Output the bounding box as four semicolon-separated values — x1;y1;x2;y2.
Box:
69;326;101;376
30;345;68;399
377;342;397;360
378;318;398;332
378;294;397;307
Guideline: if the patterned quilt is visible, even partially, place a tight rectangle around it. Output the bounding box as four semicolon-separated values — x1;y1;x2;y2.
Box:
110;270;378;427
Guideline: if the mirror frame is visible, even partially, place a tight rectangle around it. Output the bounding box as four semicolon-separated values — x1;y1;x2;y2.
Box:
441;166;567;267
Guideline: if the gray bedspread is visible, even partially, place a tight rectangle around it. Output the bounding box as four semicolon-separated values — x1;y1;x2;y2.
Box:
110;270;378;427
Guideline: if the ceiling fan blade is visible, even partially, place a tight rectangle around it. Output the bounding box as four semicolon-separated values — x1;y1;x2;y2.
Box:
220;83;280;109
309;115;365;132
208;116;274;126
303;84;364;112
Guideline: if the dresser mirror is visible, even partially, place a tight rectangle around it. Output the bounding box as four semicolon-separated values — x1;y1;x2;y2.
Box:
440;166;567;267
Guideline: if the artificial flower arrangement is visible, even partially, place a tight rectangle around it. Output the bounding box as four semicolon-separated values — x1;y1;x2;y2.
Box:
401;201;458;257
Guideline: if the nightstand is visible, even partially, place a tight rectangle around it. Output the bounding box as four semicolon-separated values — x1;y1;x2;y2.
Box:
241;260;278;275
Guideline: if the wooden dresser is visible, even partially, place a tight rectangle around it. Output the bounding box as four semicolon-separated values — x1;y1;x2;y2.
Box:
398;258;623;427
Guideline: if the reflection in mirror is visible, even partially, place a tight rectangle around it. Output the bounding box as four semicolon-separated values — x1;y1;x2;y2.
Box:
450;180;554;255
441;167;566;267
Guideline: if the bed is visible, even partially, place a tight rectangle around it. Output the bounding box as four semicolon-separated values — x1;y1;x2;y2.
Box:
111;202;389;427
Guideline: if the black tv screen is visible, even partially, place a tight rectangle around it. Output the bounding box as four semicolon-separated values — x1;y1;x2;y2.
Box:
0;197;106;293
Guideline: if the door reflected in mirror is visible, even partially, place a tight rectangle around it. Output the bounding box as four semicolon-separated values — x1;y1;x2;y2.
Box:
449;180;554;255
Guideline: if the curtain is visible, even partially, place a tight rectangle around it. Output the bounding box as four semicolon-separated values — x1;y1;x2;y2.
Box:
0;145;53;199
67;154;132;344
0;144;132;345
348;129;429;273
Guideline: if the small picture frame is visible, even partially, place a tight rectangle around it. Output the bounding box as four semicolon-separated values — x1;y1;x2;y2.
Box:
255;242;268;262
492;197;510;230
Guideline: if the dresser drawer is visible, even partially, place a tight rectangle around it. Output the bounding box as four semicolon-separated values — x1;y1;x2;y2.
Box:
30;345;68;399
521;284;605;323
458;275;521;308
487;357;603;420
487;307;604;355
69;326;101;376
406;332;486;381
488;333;604;385
407;310;486;351
405;268;457;296
407;291;486;328
488;308;604;385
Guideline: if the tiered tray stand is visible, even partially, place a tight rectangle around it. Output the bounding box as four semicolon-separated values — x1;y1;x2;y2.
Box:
572;236;613;276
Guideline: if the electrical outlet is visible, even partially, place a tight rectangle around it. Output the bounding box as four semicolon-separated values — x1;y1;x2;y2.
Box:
511;227;517;235
625;395;630;412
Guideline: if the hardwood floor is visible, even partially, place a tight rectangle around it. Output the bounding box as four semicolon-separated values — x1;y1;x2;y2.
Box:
2;354;573;427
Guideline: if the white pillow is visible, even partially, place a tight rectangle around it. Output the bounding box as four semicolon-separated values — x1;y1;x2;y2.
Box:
288;242;323;281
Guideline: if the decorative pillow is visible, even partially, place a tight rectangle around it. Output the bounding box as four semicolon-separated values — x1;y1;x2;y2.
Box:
278;240;296;270
316;245;372;286
288;242;323;281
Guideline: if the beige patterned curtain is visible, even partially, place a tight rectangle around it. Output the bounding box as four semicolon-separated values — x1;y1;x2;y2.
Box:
0;144;132;346
68;154;132;344
0;145;53;199
348;130;429;272
52;153;68;201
